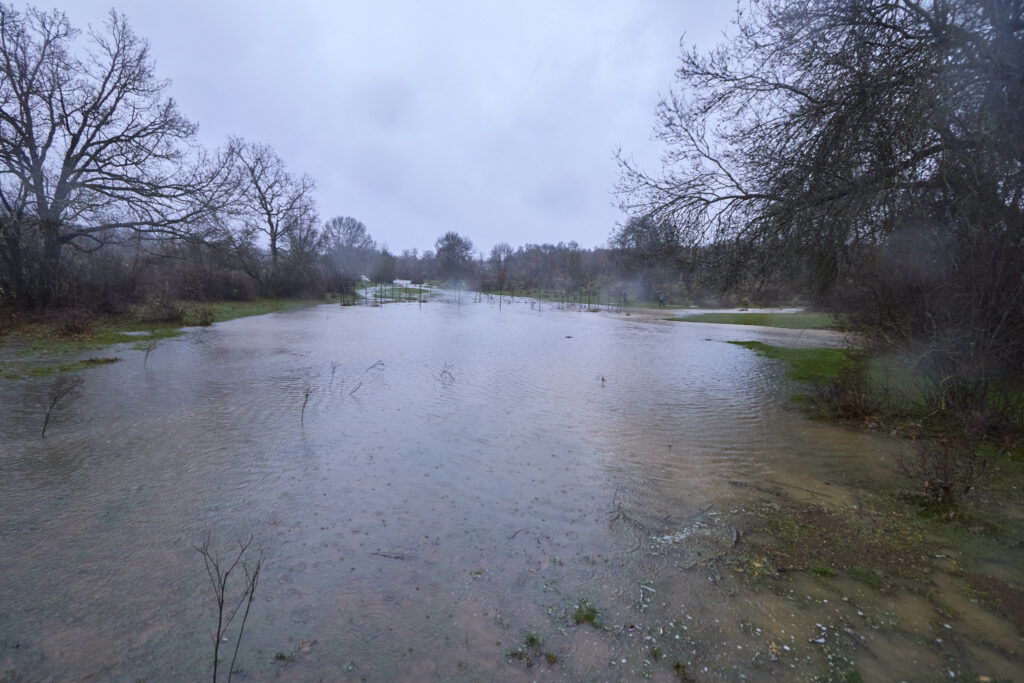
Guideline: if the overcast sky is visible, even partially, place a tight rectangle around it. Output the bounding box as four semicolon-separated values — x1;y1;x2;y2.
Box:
50;0;736;256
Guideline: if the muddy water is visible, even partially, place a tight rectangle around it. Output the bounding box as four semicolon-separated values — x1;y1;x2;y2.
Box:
1;298;1020;681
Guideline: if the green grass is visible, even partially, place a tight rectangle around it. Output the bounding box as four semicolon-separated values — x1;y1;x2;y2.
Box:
18;323;186;355
363;285;436;300
728;341;859;382
571;599;602;628
848;567;885;589
27;356;120;377
0;298;324;379
667;311;837;329
195;298;320;323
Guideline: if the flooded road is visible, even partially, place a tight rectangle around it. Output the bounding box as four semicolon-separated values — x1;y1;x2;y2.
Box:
1;297;1021;681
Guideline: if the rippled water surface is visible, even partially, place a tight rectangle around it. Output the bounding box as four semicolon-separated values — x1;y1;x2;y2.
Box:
1;297;1020;681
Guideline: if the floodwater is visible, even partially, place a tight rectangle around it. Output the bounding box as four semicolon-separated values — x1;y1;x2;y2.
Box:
1;296;1021;681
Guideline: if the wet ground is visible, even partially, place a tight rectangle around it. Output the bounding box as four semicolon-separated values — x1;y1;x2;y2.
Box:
1;295;1021;681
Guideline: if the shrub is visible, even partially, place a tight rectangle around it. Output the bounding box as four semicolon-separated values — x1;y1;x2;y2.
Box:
50;307;94;337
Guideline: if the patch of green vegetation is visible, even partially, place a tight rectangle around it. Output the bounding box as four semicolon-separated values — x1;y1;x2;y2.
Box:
848;567;885;589
668;311;837;329
843;668;866;683
571;599;602;628
732;497;938;585
371;286;434;300
18;323;183;355
5;299;321;355
27;356;120;377
728;341;859;382
506;630;558;669
194;298;323;324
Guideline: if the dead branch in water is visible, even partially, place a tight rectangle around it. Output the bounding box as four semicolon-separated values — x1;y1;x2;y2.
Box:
437;362;455;386
329;361;340;390
143;340;158;368
196;532;263;683
41;375;82;438
301;384;317;426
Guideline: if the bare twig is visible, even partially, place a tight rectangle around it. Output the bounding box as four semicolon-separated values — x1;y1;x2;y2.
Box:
366;360;385;372
329;361;339;390
41;375;82;438
437;362;455;386
143;340;158;368
301;384;317;426
196;533;263;683
348;381;363;396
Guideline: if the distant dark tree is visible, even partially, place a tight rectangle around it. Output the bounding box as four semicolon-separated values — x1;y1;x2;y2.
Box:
488;242;512;290
370;247;397;283
323;216;376;252
278;216;325;294
322;215;376;279
610;217;680;267
395;248;424;283
0;5;236;307
608;216;685;298
230;138;316;284
434;231;473;282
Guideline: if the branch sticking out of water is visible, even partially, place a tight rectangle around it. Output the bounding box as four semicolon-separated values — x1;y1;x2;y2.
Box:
366;360;385;372
41;375;82;438
301;384;317;426
143;340;158;368
196;532;263;683
438;362;455;386
329;361;340;390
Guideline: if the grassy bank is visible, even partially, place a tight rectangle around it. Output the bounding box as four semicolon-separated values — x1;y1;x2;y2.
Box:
731;338;1023;513
0;298;326;379
727;341;858;382
668;311;837;329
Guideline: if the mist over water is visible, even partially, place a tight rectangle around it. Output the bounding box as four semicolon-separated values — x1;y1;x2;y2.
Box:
1;299;1018;680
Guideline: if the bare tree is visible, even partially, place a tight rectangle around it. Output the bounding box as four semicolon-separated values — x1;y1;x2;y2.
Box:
322;215;376;280
618;0;1022;286
230;138;316;283
0;5;237;307
323;215;375;252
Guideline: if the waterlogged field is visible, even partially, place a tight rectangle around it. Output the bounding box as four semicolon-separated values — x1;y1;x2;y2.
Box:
1;295;1021;681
